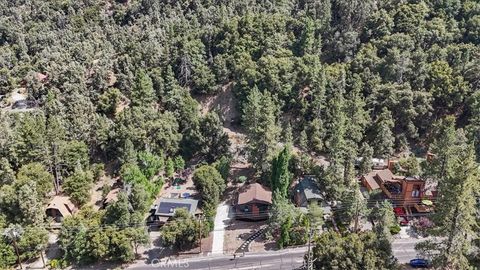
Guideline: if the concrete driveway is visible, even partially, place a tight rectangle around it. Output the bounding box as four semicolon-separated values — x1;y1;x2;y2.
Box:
211;202;233;255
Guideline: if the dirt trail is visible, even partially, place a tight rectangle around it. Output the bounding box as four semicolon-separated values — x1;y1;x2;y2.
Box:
197;82;237;123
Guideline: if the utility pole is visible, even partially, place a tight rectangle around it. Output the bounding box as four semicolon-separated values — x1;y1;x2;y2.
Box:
198;214;203;254
306;227;313;270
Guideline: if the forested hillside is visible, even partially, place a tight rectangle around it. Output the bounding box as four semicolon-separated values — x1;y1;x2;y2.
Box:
0;0;480;267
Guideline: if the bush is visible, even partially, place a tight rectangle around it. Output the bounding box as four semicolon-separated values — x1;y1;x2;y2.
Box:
174;156;185;172
49;259;68;269
91;163;105;181
213;156;231;182
389;224;401;235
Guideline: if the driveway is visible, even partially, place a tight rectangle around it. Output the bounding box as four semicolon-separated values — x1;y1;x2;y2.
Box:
211;202;232;255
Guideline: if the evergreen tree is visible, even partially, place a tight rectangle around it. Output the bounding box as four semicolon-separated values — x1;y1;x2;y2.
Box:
309;119;325;153
131;70;156;107
299;129;308;150
270;146;292;198
198;112;230;162
128;184;149;213
278;216;292;249
340;184;369;232
307;202;324;232
165;158;175;178
63;168;93;206
427;116;457;182
342;143;357;187
104;192;131;228
372;108;395;158
345;75;369;144
0;158;15;185
418;143;479;269
160;208;201;250
283;122;293;145
372;201;395;257
242;88;280;173
312;231;396;269
359;142;374;175
16;162;53;199
325;88;347;167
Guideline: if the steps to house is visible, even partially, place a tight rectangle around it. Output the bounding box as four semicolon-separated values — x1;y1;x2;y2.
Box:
235;227;267;254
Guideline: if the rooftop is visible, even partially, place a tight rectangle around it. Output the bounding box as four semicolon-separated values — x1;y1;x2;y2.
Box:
237;183;272;205
154;198;199;217
46;196;76;218
295;176;323;201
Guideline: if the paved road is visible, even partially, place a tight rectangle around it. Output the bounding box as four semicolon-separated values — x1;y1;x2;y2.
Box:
128;238;425;270
129;247;307;270
393;237;426;263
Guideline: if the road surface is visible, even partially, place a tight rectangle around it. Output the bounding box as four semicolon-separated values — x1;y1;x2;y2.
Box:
129;247;307;270
128;237;425;270
393;237;425;264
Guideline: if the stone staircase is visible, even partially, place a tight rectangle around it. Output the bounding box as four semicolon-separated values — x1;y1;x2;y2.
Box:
235;227;267;254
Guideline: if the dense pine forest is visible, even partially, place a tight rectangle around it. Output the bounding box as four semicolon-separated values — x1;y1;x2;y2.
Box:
1;0;480;269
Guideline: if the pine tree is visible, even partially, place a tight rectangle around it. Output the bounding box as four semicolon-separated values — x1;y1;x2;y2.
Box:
373;108;395;159
373;201;395;256
104;192;131;227
427;116;457;183
345;75;369;144
242;88;280;173
283;122;293;145
120;139;137;166
165;158;175;178
270;146;292;198
341;184;369;232
359;142;374;175
299;129;308;150
325;88;347;167
309;119;325;153
342;143;357;187
131;69;156;107
419;143;479;269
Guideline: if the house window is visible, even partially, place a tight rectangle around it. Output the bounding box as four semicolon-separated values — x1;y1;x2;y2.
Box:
412;185;421;198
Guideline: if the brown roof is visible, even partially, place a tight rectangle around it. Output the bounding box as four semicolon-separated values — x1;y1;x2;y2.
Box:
237;183;272;205
46;196;76;218
375;169;394;183
363;171;380;190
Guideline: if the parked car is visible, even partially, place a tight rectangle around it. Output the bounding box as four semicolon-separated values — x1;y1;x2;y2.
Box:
409;258;430;268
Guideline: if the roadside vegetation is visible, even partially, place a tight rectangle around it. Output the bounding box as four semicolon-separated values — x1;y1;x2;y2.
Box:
0;0;479;269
